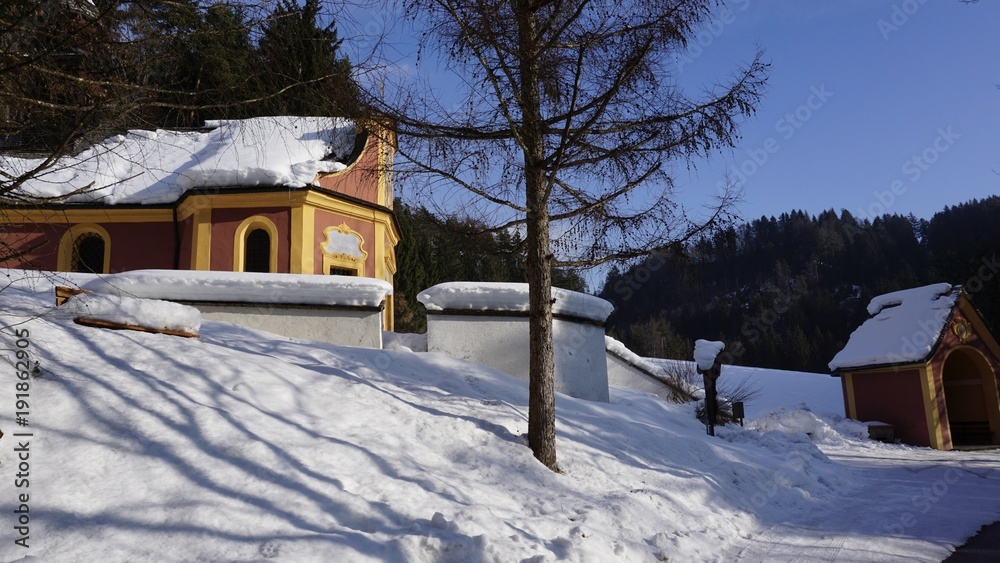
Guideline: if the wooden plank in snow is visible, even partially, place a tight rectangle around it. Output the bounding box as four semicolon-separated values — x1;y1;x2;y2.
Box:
72;317;200;339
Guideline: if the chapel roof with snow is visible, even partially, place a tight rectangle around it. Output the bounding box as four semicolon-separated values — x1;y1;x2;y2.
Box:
828;283;963;372
1;116;361;206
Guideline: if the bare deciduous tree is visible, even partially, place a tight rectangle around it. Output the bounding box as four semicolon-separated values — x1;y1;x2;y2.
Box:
369;0;768;470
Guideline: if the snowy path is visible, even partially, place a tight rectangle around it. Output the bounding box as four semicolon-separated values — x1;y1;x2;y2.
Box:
726;447;1000;562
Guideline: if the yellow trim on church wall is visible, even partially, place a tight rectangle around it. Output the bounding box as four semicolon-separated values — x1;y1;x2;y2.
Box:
3;208;173;224
917;363;948;450
233;216;279;273
843;373;857;420
375;127;396;208
290;205;317;274
176;192;303;222
290;206;305;274
321;223;367;277
9;187;399;330
191;208;212;270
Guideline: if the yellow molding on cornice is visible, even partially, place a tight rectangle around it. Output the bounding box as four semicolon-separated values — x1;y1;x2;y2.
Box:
176;191;306;221
303;190;399;242
2;208;173;224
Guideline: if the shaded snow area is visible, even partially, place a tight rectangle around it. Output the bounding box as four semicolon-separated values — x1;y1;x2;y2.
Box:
418;282;614;323
1;278;999;561
1;116;355;205
605;336;673;378
81;269;392;307
829;283;958;371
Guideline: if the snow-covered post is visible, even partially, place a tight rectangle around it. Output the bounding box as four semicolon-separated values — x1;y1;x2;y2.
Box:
694;339;725;436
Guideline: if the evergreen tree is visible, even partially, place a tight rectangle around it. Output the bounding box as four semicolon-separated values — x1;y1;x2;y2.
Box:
1;0;124;149
258;0;358;117
393;202;586;333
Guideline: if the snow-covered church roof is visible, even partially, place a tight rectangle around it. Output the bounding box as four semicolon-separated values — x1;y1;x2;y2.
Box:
828;283;960;371
2;116;356;206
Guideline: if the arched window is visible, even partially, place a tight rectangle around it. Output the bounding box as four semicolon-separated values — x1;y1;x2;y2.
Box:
233;216;279;273
72;233;106;273
57;225;111;274
244;229;271;273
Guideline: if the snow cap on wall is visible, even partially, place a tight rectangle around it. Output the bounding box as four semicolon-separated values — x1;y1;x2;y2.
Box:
417;282;614;323
82;269;392;308
828;283;959;371
2;116;356;205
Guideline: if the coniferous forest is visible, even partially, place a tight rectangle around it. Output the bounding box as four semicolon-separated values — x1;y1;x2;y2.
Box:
392;203;586;333
595;197;1000;373
1;0;357;152
394;197;1000;373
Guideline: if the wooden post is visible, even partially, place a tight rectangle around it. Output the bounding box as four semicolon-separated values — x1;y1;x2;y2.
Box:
695;339;725;436
697;361;722;436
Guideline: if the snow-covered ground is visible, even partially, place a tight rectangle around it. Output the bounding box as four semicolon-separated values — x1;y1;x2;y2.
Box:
1;271;998;562
645;358;845;419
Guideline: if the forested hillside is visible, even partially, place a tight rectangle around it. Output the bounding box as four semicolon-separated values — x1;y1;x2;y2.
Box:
597;197;1000;373
393;205;587;332
1;0;357;151
392;203;585;333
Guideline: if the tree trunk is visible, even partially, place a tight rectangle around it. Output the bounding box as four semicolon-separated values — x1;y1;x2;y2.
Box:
526;172;558;471
516;2;559;472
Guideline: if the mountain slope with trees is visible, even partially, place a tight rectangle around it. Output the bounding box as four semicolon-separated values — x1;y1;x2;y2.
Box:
598;197;1000;373
393;203;585;334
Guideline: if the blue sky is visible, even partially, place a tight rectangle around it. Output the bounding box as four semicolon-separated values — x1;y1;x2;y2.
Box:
348;0;1000;224
673;0;1000;223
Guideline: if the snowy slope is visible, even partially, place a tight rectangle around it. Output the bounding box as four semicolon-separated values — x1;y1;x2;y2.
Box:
1;274;999;562
644;358;845;419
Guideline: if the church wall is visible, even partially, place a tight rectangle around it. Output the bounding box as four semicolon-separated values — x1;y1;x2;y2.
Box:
314;133;382;205
850;368;931;447
0;222;64;270
104;222;175;271
209;208;290;272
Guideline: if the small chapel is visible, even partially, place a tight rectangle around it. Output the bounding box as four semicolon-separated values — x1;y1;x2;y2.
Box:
830;283;1000;450
0;116;400;330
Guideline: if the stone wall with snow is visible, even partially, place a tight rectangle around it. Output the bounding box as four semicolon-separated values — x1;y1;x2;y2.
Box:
605;336;685;401
82;270;391;348
418;282;613;402
195;305;383;348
